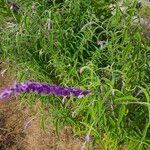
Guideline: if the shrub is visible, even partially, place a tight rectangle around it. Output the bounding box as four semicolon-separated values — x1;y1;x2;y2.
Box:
0;0;150;149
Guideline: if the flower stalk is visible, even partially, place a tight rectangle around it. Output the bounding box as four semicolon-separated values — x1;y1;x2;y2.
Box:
0;81;91;100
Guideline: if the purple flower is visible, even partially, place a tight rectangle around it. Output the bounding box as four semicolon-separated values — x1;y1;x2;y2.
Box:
85;134;90;142
0;81;91;100
8;1;19;12
136;90;142;97
81;134;91;150
81;142;86;150
98;40;105;48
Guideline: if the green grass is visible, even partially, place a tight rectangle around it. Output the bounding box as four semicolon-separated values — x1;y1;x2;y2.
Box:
0;0;150;149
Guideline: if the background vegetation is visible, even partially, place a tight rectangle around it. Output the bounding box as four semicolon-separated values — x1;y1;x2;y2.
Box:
0;0;150;149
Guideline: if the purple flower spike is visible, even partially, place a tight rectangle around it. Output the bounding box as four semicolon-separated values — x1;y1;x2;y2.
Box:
0;81;91;100
0;89;13;100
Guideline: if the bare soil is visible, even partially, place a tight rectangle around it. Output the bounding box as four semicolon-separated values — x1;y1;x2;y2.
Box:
0;62;83;150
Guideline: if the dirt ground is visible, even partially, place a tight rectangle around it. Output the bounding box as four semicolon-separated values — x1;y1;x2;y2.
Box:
0;62;83;150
